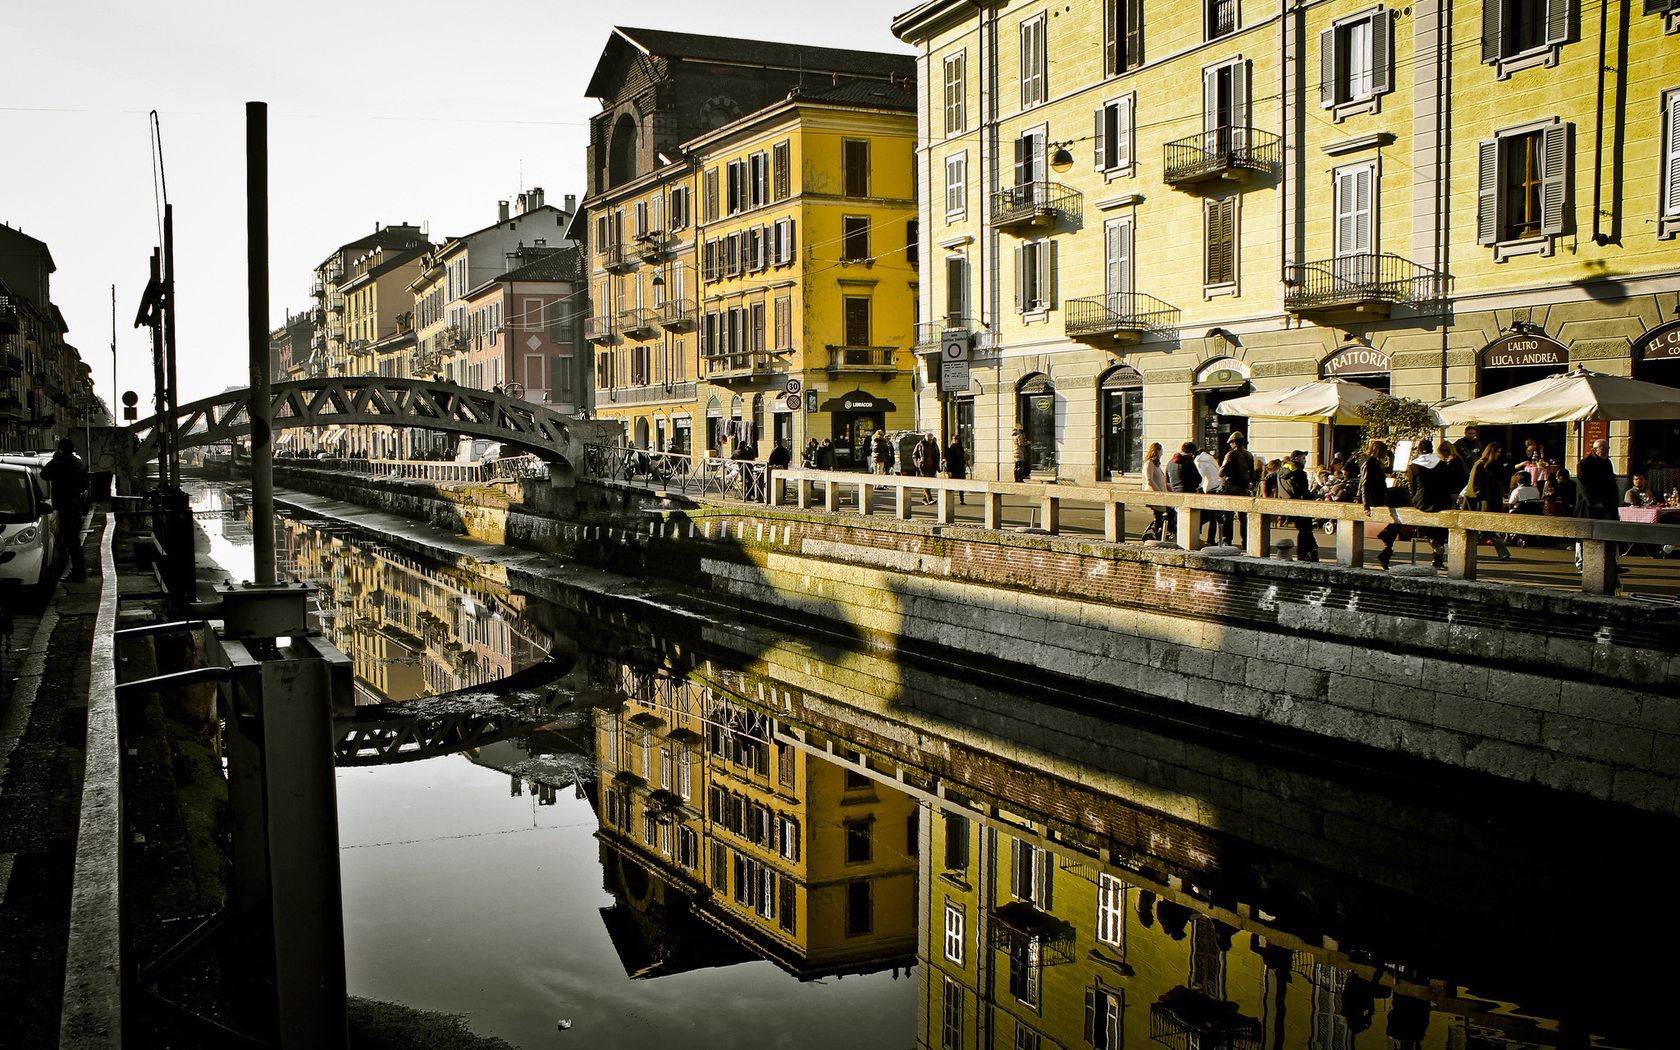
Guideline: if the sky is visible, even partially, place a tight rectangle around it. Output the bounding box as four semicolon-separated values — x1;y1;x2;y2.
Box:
0;0;916;410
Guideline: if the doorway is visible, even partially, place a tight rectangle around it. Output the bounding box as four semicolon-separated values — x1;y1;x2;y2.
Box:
1017;374;1057;476
1099;367;1144;479
1193;361;1250;461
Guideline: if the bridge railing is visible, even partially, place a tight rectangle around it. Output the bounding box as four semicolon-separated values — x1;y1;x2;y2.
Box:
581;443;768;501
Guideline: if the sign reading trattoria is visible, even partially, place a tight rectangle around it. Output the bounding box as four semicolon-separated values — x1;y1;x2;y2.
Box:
1321;346;1390;377
1634;319;1680;362
1481;333;1568;369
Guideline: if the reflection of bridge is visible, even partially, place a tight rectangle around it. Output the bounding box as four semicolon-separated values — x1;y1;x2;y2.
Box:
128;377;619;472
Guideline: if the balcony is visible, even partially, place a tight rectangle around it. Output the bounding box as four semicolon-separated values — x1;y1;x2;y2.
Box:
827;346;898;373
328;295;345;313
1283;253;1447;318
601;242;637;273
584;315;617;344
1163;127;1281;187
703;350;773;380
1065;292;1182;344
0;349;21;377
601;379;698;406
991;181;1082;232
621;308;659;339
635;233;668;263
656;297;696;332
0;296;18;335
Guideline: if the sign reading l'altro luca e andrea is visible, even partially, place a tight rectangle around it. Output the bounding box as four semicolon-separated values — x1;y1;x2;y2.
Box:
1481;333;1568;369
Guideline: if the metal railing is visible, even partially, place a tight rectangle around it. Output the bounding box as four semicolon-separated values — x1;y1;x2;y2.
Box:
828;346;897;370
657;297;697;331
1065;292;1182;340
584;315;616;343
581;443;768;501
703;350;773;378
913;317;998;351
621;308;659;338
636;234;668;262
1283;254;1449;312
602;242;636;272
603;379;697;405
1163;127;1282;184
991;181;1083;229
278;456;544;484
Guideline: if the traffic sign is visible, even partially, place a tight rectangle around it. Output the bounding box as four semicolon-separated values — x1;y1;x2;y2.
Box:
939;330;971;393
784;393;802;411
785;378;802;395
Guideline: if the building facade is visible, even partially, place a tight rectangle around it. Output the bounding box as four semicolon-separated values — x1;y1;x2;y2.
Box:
0;223;101;452
338;240;429;458
892;0;1680;482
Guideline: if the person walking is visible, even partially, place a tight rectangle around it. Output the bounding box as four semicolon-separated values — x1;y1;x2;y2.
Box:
1575;437;1619;573
1194;445;1226;544
1404;439;1449;569
943;435;968;505
1362;439;1397;569
912;432;940;504
1218;432;1255;546
42;437;88;583
1142;442;1169;540
1012;428;1032;482
871;430;894;477
1465;442;1513;560
817;438;835;470
801;439;819;469
1278;450;1320;560
767;440;792;469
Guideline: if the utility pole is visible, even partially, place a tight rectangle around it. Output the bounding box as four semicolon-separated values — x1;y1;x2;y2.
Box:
247;101;275;586
163;203;181;486
147;249;167;488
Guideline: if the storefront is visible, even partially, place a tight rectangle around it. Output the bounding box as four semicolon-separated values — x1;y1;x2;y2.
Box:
1321;345;1390;463
1632;319;1680;472
1193;359;1250;460
1098;366;1144;479
1477;332;1569;465
670;414;692;455
1017;373;1057;476
821;389;894;470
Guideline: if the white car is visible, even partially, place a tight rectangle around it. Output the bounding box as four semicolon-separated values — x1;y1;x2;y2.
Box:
0;460;57;593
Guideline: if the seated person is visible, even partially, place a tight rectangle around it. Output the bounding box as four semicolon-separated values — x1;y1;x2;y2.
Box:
1507;470;1542;512
1624;473;1656;508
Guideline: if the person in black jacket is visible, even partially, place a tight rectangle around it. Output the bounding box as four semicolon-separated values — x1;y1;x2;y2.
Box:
1403;439;1449;569
1362;440;1396;569
1278;450;1320;561
943;436;968;505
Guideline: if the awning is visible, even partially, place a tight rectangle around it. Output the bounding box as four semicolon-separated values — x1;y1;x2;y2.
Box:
274;432;295;448
319;426;344;445
821;389;898;413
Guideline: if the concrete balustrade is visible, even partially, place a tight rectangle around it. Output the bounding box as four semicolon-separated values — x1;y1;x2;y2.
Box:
764;467;1680;597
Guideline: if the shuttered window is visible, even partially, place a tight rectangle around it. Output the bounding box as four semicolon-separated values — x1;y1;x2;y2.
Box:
774;296;792;350
842;216;870;261
1104;0;1145;75
1104;218;1133;298
1014;240;1057;313
945;152;968;216
1097;874;1126;948
669;186;689;229
1334;162;1376;257
944;52;967;135
945;255;969;322
941;977;962;1049
1321;10;1391;107
1203;60;1250;142
1204;197;1237;286
1014;130;1045;191
1020;15;1047;109
1662;90;1680;236
944;902;965;964
703;169;719;222
1207;0;1239;39
1482;0;1571;64
1083;987;1125;1050
1477;121;1571;245
1095;97;1134;170
844;297;871;346
843;139;871;198
772;140;791;201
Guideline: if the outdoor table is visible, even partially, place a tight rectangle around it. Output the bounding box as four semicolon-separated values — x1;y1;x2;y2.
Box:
1618;506;1680;524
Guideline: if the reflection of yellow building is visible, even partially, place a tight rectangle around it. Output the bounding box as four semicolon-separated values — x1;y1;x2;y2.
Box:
594;663;918;978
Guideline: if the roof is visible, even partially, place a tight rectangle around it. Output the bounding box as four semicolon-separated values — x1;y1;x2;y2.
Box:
497;248;581;284
890;0;972;41
320;225;428;270
587;26;913;96
439;204;570;254
787;77;916;112
0;223;55;274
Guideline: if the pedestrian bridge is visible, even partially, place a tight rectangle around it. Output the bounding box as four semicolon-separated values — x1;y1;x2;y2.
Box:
127;377;619;474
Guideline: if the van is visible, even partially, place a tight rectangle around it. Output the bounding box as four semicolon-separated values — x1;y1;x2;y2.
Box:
0;459;58;593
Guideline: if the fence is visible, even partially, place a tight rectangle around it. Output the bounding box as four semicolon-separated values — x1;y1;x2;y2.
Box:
582;443;767;501
279;455;546;484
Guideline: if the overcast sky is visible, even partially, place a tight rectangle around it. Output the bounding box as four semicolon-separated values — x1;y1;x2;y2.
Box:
0;0;914;410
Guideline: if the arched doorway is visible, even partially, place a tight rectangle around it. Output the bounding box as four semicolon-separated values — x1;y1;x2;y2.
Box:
633;417;650;450
1321;345;1390;463
705;396;724;451
1632;319;1680;474
1017;373;1057;476
609;112;638;188
1477;331;1569;466
1098;365;1144;479
1193;359;1251;460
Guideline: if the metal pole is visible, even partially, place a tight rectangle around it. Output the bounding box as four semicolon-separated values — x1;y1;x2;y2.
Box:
148;250;167;489
247;101;275;586
163;204;181;486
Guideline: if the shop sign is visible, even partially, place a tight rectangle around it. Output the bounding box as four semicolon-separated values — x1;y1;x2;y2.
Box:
1634;319;1680;362
1584;419;1610;446
939;329;971;393
1321;346;1390;377
1482;334;1567;369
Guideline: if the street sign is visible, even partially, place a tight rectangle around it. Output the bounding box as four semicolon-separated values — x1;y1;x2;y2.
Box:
785;378;802;395
784;393;802;411
939;330;971;393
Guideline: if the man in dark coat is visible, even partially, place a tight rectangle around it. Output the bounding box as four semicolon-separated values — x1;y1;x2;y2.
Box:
1575;437;1619;573
41;438;88;582
1278;450;1320;561
912;433;940;504
1403;439;1449;569
943;436;968;505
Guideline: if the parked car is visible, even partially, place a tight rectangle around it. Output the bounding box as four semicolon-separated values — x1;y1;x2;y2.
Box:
0;459;58;593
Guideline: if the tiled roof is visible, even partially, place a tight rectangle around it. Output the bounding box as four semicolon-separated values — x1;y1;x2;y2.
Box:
589;26;912;95
791;78;917;111
498;248;582;284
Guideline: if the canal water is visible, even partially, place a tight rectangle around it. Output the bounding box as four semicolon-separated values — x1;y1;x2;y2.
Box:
189;481;1675;1050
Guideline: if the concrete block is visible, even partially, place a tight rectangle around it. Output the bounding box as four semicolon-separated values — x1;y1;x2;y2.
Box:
1219;683;1268;720
1244;660;1288;695
1610;767;1677;811
1304;639;1353;675
1326;673;1376;711
1208;651;1250;687
1538;754;1615;801
1184;675;1226;713
1174;646;1215;681
1146;639;1183;673
1637;696;1680;736
1591;643;1667;686
1555;682;1645;729
1541;712;1653;764
1462;739;1541;783
1543;633;1596;672
1645;732;1680;776
1283;665;1329;701
1365;649;1426;688
1484;671;1562;713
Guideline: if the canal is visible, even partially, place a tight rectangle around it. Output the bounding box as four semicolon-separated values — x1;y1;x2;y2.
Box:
189;480;1676;1049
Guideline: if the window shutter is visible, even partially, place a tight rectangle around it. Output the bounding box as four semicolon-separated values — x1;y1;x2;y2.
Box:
1481;0;1502;64
1370;12;1392;95
1104;222;1121;297
1233;60;1251;131
1046;240;1059;310
1320;26;1338;107
1203;66;1220;138
1540;122;1571;235
1127;0;1144;69
1015;136;1030;188
1014;246;1026;312
1084;989;1098;1044
1544;0;1570;46
1041;855;1054;909
1117;98;1133;167
1666;93;1680;216
1477;139;1500;245
1104;0;1118;76
946;257;967;319
1095;108;1107;167
1335;170;1356;255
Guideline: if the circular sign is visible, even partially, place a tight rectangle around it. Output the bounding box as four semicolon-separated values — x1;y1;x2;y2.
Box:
784;393;802;411
502;382;525;399
785;378;802;395
122;390;139;407
942;339;966;362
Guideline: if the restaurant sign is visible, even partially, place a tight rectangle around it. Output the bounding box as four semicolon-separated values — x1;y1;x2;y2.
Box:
1321;346;1390;377
1634;320;1680;362
1481;333;1568;369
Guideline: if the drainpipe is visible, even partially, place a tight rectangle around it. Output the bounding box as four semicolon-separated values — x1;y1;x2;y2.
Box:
1590;0;1610;245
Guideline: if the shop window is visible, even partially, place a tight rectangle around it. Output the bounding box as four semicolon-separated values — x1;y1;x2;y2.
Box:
1018;375;1058;476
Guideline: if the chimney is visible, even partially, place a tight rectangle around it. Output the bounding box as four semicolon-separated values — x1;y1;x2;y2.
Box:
564;193;576;214
516;193;528;214
530;187;544;209
498;200;510;222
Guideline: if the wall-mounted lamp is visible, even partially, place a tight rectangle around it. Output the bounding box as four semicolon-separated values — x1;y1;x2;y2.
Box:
1049;143;1075;173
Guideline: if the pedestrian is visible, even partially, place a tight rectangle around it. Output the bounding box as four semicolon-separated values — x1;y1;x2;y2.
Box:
42;437;88;583
817;438;835;471
767;440;792;469
1576;437;1619;572
1218;432;1255;546
1436;437;1468;508
1142;441;1169;540
871;430;894;477
943;435;968;505
802;438;819;469
1404;438;1449;569
913;432;939;503
1194;444;1225;544
1363;439;1397;569
1465;442;1513;559
1278;449;1320;561
1454;425;1482;465
1012;428;1032;483
1166;441;1200;545
1260;458;1284;499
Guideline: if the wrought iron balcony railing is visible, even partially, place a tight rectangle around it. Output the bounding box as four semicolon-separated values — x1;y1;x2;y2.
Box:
621;308;659;338
656;297;696;331
703;350;773;378
827;346;898;370
636;234;668;262
991;181;1083;231
0;350;21;377
1163;127;1282;186
1065;292;1182;341
584;315;617;344
1283;253;1447;314
601;241;637;273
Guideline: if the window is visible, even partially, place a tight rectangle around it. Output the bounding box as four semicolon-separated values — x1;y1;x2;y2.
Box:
907;813;919;857
1010;839;1049;904
1104;0;1144;75
846;879;872;936
1208;0;1239;39
1204;196;1237;288
1020;15;1048;109
772;217;797;265
945;153;968;217
750;302;766;353
1095;97;1134;172
726;161;742;215
1008;935;1041;1007
1097;873;1127;948
670;185;690;229
678;826;698;868
944;52;968;135
750;152;769;208
643;812;657;847
660;747;673;790
679;748;692;798
774;295;793;351
1482;0;1571;70
944;902;965;964
1013;129;1046;192
842;216;870;261
726;233;742;276
1104;217;1133;298
844;139;871;197
1015;239;1056;313
942;977;963;1050
779;877;797;933
1664;90;1680;239
704;169;719;222
1334;161;1377;260
908;219;919;269
1477;120;1570;251
1322;10;1391;111
844;297;871;346
846;819;873;863
1014;1023;1041;1050
773;140;792;200
1203;59;1250;147
778;814;801;860
1084;987;1125;1050
944;813;970;871
634;200;648;238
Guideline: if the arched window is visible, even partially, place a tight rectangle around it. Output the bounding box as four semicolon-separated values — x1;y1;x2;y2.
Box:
1193;358;1251;460
1098;366;1144;478
1016;373;1057;477
609;113;638;188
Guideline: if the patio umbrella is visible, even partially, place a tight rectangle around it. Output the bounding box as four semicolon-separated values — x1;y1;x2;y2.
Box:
1435;368;1680;424
1214;378;1383;425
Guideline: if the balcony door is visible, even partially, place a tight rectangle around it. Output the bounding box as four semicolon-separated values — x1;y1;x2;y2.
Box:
1013;129;1047;204
1202;60;1249;154
1333;161;1377;285
1104;217;1133;309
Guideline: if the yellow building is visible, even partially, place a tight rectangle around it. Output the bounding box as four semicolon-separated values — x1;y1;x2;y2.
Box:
892;0;1680;481
593;662;919;977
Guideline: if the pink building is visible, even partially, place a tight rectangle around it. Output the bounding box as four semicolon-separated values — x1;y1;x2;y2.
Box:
462;247;586;412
